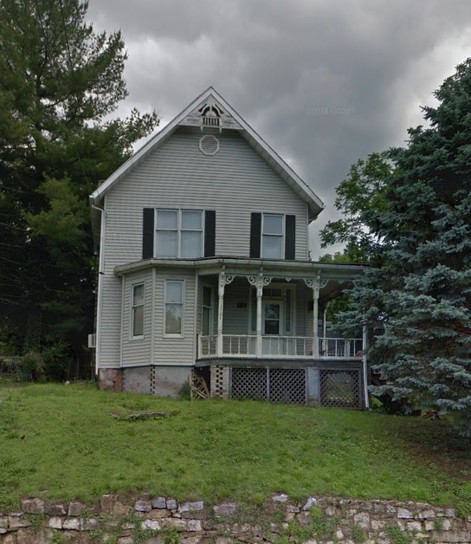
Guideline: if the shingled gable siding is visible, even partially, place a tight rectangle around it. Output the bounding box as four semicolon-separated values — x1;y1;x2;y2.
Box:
98;127;309;369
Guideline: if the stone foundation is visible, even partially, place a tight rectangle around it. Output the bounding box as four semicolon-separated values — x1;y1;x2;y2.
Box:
98;368;123;392
1;494;470;543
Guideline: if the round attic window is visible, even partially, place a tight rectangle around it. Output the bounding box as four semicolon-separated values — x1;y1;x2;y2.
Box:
199;134;219;156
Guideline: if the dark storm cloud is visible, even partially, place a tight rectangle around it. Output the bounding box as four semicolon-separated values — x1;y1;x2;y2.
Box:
86;0;471;256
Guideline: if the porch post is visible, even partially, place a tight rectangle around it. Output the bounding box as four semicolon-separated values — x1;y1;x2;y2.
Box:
303;276;321;358
217;268;235;357
312;279;320;358
256;272;263;358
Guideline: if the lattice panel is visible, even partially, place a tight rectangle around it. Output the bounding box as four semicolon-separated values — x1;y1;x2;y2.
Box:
320;370;361;408
231;368;267;400
269;368;306;405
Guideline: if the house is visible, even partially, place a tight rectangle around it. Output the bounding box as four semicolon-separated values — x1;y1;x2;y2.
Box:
89;87;368;407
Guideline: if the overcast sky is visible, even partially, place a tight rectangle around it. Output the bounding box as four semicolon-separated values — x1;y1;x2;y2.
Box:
87;0;471;258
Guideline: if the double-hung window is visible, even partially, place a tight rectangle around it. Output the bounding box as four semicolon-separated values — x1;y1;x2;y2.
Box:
131;284;144;338
165;280;184;335
261;213;284;259
156;209;203;258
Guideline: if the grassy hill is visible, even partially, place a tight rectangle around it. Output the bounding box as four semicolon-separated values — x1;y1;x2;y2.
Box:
0;382;470;516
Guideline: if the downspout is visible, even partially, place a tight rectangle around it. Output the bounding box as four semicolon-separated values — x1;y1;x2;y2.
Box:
90;198;106;375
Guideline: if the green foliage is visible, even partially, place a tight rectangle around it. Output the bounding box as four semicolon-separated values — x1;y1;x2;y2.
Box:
351;523;367;544
20;343;70;381
0;383;470;514
320;151;395;262
0;0;158;370
324;58;471;436
385;524;413;544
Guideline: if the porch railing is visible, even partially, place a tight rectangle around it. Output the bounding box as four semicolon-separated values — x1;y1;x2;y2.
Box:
197;334;362;359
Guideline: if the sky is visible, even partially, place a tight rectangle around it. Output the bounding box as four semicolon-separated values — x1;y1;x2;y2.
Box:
87;0;471;258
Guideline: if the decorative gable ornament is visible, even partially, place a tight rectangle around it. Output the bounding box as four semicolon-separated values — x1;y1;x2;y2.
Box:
181;95;242;132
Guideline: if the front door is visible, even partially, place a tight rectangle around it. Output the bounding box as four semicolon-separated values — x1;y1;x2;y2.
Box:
263;300;284;354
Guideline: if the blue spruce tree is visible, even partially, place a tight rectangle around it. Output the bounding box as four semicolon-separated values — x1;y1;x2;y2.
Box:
339;59;471;435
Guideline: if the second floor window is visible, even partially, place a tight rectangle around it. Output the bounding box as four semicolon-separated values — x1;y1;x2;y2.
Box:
261;213;284;259
156;209;203;258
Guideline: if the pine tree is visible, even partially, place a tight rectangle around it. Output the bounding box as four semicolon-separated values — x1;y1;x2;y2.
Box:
0;0;158;373
333;59;471;435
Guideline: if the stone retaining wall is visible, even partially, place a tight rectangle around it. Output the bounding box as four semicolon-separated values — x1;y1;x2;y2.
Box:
1;493;470;543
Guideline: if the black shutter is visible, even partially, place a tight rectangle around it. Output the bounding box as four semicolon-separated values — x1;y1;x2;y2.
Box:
204;210;216;257
285;215;296;260
250;213;261;258
142;208;154;259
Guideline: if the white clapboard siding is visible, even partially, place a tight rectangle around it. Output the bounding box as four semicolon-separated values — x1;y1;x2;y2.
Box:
222;279;252;334
121;270;153;366
153;269;196;365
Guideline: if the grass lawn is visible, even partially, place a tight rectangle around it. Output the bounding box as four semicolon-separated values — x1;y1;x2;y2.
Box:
0;382;470;515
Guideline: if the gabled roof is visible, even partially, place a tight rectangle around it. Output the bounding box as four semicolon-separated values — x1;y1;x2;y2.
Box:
90;87;325;220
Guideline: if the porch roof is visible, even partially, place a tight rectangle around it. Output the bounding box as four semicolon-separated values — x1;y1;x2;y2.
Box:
114;256;366;300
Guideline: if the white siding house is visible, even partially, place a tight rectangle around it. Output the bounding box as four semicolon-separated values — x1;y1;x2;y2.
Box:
90;87;368;406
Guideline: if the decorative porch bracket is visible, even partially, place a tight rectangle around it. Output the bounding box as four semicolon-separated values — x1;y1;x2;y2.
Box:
247;271;273;357
217;268;235;356
303;273;328;358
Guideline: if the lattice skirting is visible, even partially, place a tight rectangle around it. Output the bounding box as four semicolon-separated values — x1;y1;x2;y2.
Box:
320;369;361;408
231;367;307;405
229;367;363;408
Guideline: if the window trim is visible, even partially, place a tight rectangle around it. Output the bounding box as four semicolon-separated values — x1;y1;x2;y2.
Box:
131;283;145;340
261;213;285;259
155;209;204;259
164;279;185;337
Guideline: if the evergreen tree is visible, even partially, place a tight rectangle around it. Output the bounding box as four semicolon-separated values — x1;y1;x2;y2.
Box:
0;0;158;373
336;59;471;435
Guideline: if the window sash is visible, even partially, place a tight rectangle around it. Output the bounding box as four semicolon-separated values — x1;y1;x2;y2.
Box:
156;209;203;258
132;284;144;338
261;214;284;259
165;280;184;335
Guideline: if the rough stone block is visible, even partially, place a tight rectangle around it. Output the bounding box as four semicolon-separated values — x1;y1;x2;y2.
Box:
100;494;117;513
162;518;186;530
436;531;471;543
272;493;289;503
418;509;436;520
47;504;67;516
63;517;81;530
113;501;130;516
135;499;152;512
141;519;160;531
166;499;178;510
8;516;32;529
48;517;63;529
0;517;8;528
353;512;370;529
213;503;238;517
152;496;167;509
68;501;86;517
179;501;204;513
147;509;170;520
407;521;422;532
397;507;414;519
81;518;99;531
21;498;45;514
187;519;203;532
